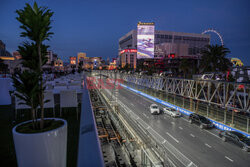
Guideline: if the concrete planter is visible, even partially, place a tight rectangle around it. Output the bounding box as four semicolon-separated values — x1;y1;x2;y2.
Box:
12;118;67;167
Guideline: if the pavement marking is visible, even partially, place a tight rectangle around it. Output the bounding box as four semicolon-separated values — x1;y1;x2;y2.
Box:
187;162;194;167
179;127;183;130
171;122;175;125
181;117;189;122
204;130;221;139
205;143;212;148
143;113;149;119
190;134;195;138
131;103;135;107
225;156;233;162
162;140;166;144
166;132;179;143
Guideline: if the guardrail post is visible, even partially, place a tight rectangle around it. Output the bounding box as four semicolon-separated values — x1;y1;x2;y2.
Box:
247;118;249;134
207;104;209;117
224;109;227;124
174;94;176;105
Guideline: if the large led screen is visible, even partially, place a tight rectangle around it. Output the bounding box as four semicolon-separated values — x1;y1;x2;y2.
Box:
137;24;155;59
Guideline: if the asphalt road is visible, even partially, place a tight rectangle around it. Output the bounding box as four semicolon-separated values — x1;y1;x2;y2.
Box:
105;86;250;167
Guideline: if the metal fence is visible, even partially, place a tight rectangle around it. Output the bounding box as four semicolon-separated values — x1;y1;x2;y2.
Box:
124;81;250;134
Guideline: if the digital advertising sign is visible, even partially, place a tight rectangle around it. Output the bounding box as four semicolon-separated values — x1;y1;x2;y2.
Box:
137;22;155;59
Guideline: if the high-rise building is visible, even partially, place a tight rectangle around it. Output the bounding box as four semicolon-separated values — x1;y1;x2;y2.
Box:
118;23;210;72
0;40;5;50
46;50;53;65
119;29;210;59
0;40;13;59
77;52;86;65
70;57;77;66
119;49;137;69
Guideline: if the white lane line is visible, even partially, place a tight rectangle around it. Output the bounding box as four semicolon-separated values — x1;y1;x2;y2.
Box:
166;132;179;143
225;156;234;162
162;140;166;144
187;162;194;167
143;113;149;119
204;130;221;139
205;143;212;148
171;122;175;125
190;134;195;138
179;127;183;130
131;103;135;107
181;117;189;122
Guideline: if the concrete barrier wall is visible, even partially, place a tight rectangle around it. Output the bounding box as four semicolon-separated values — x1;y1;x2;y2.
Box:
120;83;250;138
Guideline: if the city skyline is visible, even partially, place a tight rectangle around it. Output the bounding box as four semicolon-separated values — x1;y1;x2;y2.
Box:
0;0;249;65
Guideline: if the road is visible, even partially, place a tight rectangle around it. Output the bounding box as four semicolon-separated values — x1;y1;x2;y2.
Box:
104;86;250;167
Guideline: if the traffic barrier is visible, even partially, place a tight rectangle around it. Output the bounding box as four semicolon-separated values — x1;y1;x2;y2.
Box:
120;83;250;138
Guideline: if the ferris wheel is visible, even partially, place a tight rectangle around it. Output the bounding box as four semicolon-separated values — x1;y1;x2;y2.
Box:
202;29;224;46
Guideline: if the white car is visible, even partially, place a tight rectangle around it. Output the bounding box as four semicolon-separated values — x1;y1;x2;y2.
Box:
150;104;160;115
163;107;181;117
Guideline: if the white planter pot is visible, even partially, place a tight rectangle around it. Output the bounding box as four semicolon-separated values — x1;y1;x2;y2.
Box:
12;118;67;167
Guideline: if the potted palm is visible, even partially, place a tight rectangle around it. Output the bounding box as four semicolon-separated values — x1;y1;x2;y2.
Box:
12;2;67;167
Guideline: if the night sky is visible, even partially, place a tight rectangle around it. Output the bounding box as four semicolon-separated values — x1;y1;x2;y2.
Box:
0;0;249;65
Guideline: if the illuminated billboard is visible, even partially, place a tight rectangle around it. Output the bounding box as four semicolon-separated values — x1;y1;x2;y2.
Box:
119;49;137;54
137;22;155;59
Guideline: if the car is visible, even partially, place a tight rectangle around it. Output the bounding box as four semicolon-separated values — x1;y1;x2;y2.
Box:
150;104;160;115
163;107;181;117
219;131;250;152
139;71;148;76
160;71;172;77
188;113;213;129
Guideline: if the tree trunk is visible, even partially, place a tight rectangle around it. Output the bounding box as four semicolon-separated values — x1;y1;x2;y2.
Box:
38;43;44;129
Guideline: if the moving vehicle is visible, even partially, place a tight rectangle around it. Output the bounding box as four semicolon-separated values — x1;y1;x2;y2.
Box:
219;130;250;152
139;71;148;76
188;113;213;129
159;71;172;77
150;104;160;115
163;107;181;117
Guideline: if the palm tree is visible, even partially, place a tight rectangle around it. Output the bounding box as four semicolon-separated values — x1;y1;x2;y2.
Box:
16;2;53;129
179;59;190;78
18;42;48;72
200;44;231;73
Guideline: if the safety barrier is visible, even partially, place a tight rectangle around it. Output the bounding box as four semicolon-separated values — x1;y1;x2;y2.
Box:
120;83;250;138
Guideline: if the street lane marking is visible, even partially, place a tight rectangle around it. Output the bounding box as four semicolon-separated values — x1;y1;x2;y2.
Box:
190;134;195;138
166;132;179;143
187;162;194;167
181;117;189;122
225;156;233;162
204;130;221;139
205;143;212;148
179;127;183;130
171;122;175;125
162;140;166;144
131;103;135;107
143;113;149;119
